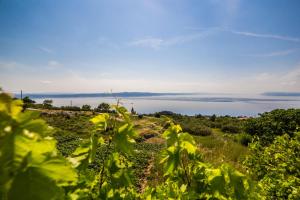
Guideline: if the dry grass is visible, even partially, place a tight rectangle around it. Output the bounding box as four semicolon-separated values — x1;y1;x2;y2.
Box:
194;129;248;172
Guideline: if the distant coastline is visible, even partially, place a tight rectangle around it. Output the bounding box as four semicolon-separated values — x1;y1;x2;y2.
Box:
262;92;300;97
14;92;300;103
14;92;189;99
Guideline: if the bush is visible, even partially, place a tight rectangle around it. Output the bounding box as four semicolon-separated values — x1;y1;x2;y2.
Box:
239;133;252;146
244;132;300;199
81;104;91;111
138;114;143;119
244;109;300;144
182;125;212;136
210;114;216;122
154;113;161;118
43;99;53;109
221;124;241;133
94;102;110;113
60;106;81;111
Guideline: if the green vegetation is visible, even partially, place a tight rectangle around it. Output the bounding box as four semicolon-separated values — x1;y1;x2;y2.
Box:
245;108;300;144
1;92;299;199
244;133;300;199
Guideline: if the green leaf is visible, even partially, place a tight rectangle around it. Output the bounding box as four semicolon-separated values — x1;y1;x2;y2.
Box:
113;123;137;154
90;113;109;131
8;167;65;200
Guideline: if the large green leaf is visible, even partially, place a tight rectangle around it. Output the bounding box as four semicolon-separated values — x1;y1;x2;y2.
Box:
8;167;65;200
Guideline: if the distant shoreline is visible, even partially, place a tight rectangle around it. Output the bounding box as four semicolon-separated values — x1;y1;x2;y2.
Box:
14;92;300;103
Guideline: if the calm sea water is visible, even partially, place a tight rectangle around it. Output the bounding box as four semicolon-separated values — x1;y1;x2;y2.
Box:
32;94;300;116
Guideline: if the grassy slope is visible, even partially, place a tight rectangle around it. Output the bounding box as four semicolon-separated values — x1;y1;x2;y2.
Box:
194;129;248;172
39;110;248;188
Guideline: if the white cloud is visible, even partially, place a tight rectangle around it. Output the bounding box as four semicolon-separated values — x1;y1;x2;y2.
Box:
129;37;163;49
48;60;60;66
38;47;54;53
128;31;214;49
185;26;300;43
230;30;300;42
247;49;298;57
47;60;63;69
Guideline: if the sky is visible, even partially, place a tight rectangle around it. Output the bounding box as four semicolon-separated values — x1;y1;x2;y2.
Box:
0;0;300;94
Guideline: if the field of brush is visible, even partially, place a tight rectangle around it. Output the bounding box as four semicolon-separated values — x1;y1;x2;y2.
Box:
39;109;248;189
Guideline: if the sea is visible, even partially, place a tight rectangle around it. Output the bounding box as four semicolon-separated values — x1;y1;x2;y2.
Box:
24;92;300;117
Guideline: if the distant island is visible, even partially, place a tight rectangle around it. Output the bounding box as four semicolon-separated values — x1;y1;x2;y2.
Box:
262;92;300;97
14;92;190;99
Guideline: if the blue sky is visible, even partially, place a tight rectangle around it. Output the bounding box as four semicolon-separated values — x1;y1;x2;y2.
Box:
0;0;300;93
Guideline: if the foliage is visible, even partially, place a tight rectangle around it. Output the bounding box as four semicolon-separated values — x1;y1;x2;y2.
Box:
244;133;300;199
143;123;258;199
22;96;36;110
43;99;53;109
0;92;77;200
0;93;258;199
193;131;249;172
94;102;111;113
182;124;212;136
221;123;241;134
22;96;35;104
40;112;94;136
210;114;216;122
81;104;91;111
238;133;252;146
60;106;81;111
244;109;300;144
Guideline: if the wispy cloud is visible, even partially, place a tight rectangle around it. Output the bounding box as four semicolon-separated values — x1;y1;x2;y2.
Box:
185;26;300;43
230;30;300;42
128;31;214;49
47;60;62;69
247;49;298;57
38;46;54;53
129;37;163;49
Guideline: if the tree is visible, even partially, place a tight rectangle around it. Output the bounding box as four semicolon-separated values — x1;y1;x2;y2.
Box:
210;114;216;122
22;96;35;104
43;99;53;109
131;107;136;115
94;102;110;113
81;104;91;111
22;96;36;110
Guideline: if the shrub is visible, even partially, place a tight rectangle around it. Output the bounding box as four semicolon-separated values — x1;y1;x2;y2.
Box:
61;106;81;111
182;125;212;136
154;113;161;118
81;104;91;111
244;109;300;144
138;114;143;119
239;133;252;146
244;133;300;199
210;114;216;122
43;99;53;109
94;102;110;113
221;124;241;133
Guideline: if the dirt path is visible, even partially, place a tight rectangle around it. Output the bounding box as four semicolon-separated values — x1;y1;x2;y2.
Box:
139;154;155;193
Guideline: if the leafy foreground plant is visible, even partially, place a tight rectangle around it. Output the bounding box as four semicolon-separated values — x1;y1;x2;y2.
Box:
0;93;77;199
244;133;300;199
0;92;259;199
142;123;259;199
